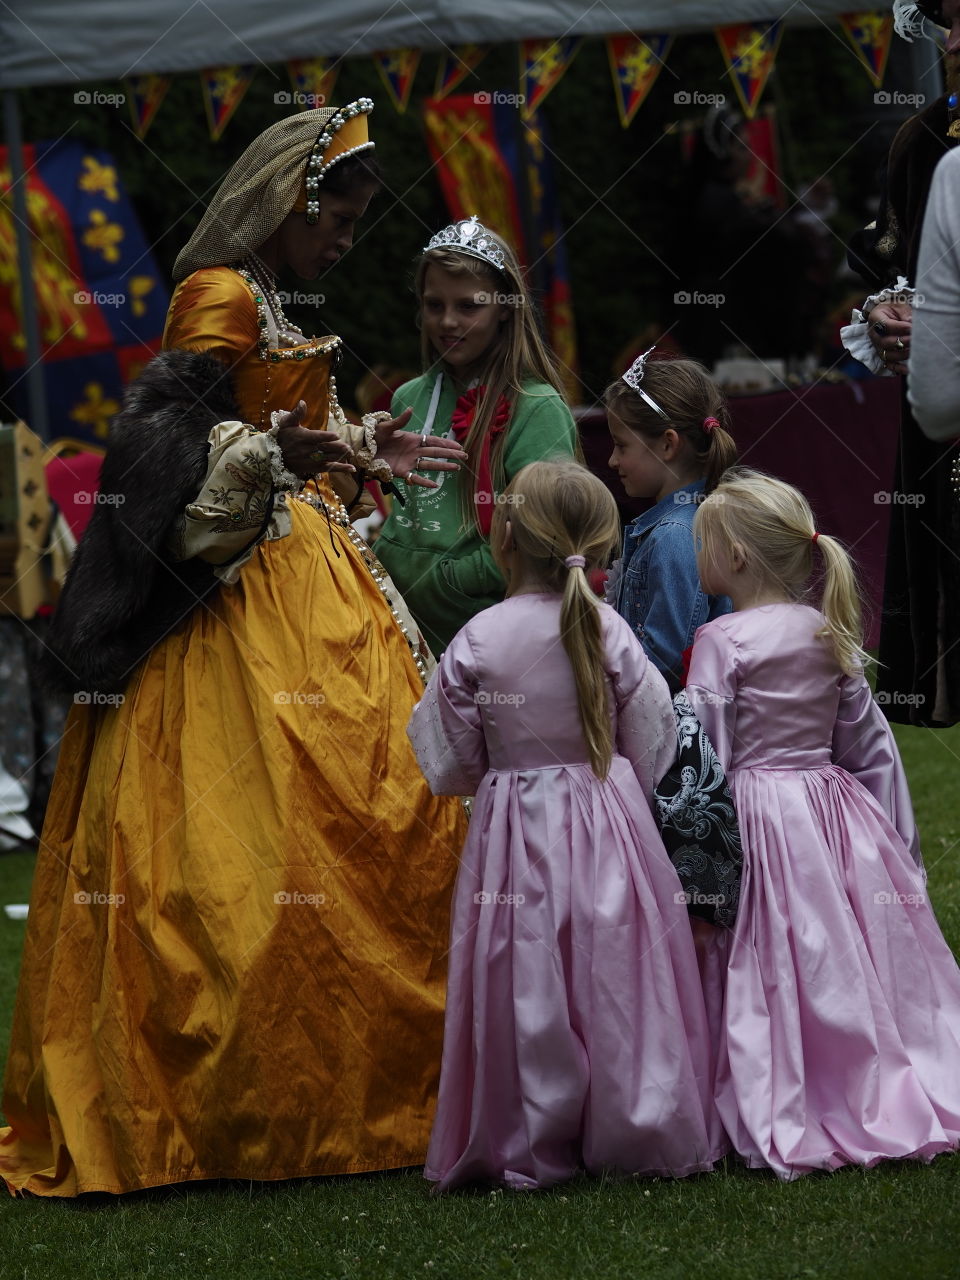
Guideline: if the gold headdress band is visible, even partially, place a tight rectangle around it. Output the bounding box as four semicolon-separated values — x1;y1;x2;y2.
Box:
304;98;375;223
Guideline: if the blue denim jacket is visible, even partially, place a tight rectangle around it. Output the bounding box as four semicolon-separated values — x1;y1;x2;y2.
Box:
609;480;732;692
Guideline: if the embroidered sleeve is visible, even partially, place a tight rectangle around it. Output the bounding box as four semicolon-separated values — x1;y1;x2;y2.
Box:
167;420;302;583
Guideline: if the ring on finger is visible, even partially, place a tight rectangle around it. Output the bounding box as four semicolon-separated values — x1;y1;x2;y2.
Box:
308;449;326;462
420;432;428;448
895;337;904;350
881;349;887;363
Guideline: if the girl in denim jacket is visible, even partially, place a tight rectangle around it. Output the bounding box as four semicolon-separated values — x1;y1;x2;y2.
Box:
605;352;737;691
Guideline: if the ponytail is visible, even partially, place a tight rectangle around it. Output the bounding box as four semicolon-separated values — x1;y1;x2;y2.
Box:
814;533;870;676
560;564;614;780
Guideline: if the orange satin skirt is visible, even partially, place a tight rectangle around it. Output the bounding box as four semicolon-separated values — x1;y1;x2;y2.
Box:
0;500;465;1195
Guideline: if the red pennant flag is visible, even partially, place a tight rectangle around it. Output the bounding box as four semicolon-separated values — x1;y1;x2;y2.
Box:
373;48;421;113
201;65;256;142
520;37;582;120
715;21;783;119
285;58;340;111
839;11;894;88
435;45;489;100
126;74;170;140
606;34;673;129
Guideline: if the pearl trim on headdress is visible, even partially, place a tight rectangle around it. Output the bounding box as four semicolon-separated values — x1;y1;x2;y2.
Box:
621;346;670;422
423;215;507;274
305;98;375;224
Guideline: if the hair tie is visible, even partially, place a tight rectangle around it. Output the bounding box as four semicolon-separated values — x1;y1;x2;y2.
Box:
811;531;820;545
564;555;586;569
703;416;720;433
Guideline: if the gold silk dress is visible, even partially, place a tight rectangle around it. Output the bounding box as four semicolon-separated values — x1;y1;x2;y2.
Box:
0;267;465;1196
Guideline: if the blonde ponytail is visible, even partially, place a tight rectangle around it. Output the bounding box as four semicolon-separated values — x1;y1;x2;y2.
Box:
814;533;870;676
491;460;622;780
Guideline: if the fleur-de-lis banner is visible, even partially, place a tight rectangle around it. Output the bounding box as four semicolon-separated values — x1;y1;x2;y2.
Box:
435;44;489;100
606;33;673;129
520;37;582;120
126;74;171;140
201;65;256;141
286;58;340;111
715;21;784;119
838;11;894;88
373;48;421;112
0;140;168;446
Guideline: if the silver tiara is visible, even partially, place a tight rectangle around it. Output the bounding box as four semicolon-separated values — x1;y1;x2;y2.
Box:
622;346;670;421
423;215;506;273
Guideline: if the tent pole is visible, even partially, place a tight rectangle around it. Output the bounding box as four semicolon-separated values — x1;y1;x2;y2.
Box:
3;89;49;442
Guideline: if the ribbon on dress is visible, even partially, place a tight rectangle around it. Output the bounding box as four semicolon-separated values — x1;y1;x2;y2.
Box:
450;386;511;535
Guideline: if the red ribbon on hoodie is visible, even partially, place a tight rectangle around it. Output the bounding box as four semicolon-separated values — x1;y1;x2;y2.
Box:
449;386;511;535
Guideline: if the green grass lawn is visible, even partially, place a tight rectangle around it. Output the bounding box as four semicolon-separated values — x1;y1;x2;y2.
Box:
1;722;959;1280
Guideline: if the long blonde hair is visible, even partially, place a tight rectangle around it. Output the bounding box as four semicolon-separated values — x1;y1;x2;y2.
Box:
694;469;870;675
491;460;622;779
604;357;737;494
415;232;571;528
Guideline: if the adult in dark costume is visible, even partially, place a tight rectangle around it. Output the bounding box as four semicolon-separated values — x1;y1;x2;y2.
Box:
843;0;960;726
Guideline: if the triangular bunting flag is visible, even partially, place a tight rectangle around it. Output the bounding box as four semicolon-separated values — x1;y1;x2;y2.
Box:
126;74;171;141
373;48;421;113
520;37;582;120
286;58;340;111
606;34;673;129
838;11;894;88
201;65;256;141
435;44;489;100
715;21;783;119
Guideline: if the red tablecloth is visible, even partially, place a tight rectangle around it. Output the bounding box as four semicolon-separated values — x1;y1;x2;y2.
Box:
577;377;900;648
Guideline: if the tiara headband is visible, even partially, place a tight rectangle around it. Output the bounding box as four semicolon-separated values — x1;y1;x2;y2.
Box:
621;346;670;422
304;98;375;225
423;215;507;274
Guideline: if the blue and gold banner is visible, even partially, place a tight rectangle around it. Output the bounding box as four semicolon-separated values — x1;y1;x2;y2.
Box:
126;74;171;140
201;65;256;141
838;11;894;88
0;141;168;444
435;44;489;100
606;33;673;129
286;57;340;110
373;48;421;113
520;37;582;120
715;21;783;120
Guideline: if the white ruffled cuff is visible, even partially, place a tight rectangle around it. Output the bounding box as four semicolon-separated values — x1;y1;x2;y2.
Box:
840;276;914;376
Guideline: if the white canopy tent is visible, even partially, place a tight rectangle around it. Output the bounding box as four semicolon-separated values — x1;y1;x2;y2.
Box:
0;1;938;436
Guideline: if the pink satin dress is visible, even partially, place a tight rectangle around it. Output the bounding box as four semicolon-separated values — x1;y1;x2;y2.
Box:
687;603;960;1178
408;594;729;1190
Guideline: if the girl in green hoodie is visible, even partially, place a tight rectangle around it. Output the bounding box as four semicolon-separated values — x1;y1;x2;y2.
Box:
375;216;577;654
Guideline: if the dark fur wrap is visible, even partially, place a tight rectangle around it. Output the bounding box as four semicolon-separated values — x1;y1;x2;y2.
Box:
45;349;258;695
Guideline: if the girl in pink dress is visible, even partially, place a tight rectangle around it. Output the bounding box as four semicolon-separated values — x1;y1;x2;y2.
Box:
689;469;960;1179
408;459;727;1191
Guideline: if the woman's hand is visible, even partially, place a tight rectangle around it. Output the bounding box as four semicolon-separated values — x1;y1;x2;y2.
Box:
274;400;356;479
867;302;911;376
374;408;468;488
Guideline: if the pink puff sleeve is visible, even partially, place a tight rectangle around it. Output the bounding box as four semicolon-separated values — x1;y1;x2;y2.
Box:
832;673;921;865
603;608;676;802
407;627;489;796
684;621;740;773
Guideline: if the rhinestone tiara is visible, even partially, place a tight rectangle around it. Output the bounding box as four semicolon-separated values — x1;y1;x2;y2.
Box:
304;98;375;225
423;215;507;274
621;346;670;421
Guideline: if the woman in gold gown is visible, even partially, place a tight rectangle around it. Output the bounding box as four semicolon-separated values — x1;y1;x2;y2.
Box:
0;101;468;1196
